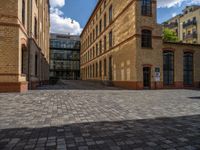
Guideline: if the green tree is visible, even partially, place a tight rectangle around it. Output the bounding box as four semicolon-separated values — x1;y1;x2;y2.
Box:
163;28;179;42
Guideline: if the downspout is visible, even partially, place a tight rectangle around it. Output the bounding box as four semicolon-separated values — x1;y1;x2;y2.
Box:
27;0;32;89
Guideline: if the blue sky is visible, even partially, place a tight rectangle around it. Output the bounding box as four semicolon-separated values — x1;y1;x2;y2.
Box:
49;0;200;34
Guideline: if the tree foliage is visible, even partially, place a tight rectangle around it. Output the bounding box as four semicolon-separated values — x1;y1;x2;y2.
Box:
163;28;179;42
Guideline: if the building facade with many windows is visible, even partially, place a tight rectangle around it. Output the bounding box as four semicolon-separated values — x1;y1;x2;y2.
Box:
50;34;80;80
80;0;200;89
0;0;50;92
164;5;200;44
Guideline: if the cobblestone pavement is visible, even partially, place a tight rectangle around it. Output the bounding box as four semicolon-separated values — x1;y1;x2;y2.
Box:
0;80;200;150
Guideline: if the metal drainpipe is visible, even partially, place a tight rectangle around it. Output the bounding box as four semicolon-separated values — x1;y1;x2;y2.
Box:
27;0;33;89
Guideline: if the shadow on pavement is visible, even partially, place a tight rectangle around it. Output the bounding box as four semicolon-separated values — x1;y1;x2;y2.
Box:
38;80;124;91
38;80;200;91
1;115;200;150
189;97;200;100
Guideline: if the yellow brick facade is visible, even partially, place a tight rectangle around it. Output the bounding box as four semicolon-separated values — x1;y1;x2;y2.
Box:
0;0;50;92
80;0;200;89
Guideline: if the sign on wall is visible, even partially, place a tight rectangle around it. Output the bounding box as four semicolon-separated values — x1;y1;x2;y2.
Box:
155;67;160;82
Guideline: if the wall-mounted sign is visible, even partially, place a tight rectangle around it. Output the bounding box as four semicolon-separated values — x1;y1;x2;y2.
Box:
155;67;160;73
155;67;160;81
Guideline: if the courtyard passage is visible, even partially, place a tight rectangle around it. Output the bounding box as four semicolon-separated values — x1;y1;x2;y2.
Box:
0;80;200;150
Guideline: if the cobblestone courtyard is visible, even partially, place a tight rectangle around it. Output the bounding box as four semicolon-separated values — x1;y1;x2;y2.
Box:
0;81;200;150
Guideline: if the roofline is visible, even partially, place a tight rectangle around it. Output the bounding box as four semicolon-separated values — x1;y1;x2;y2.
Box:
162;5;200;24
50;33;80;36
164;41;200;47
80;0;103;37
162;14;182;24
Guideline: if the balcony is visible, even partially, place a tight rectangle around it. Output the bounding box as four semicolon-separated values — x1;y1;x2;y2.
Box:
183;20;197;28
164;22;178;28
183;32;197;40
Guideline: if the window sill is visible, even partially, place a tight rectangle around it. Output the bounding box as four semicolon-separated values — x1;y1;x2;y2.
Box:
141;47;153;50
141;14;153;17
21;74;27;77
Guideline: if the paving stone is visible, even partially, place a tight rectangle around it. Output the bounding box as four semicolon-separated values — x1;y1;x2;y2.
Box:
0;81;200;150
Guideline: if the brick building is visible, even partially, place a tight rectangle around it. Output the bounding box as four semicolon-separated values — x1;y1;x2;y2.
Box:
0;0;50;92
80;0;200;89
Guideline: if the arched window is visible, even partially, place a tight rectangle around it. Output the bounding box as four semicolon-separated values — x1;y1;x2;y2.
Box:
163;51;174;85
141;29;152;48
21;45;26;74
184;52;193;85
141;0;152;16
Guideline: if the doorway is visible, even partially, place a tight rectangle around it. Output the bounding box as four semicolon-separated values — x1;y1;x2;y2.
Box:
143;67;151;89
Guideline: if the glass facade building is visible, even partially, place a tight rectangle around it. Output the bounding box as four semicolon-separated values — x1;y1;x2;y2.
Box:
50;34;80;80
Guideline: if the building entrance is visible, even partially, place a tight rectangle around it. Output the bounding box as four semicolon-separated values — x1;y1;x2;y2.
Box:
143;67;151;89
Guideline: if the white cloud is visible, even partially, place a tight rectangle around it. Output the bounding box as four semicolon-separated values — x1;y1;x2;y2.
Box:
186;0;200;5
49;0;82;35
172;13;177;17
50;0;65;8
157;0;184;8
157;0;200;8
50;7;64;16
50;13;82;35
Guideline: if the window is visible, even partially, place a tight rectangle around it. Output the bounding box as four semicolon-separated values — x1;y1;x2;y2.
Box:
109;5;113;23
96;13;98;20
104;59;107;76
109;31;113;48
104;0;106;9
184;52;193;85
141;29;152;48
163;51;174;85
96;62;98;77
104;35;107;51
93;47;95;58
35;54;38;76
34;17;38;39
183;32;186;39
22;0;25;26
96;43;98;56
99;61;102;77
96;25;98;38
89;49;91;60
88;35;90;45
21;47;26;74
99;40;102;53
93;64;95;78
90;65;92;78
104;14;107;29
35;0;37;6
90;33;92;44
87;51;89;61
99;19;102;33
93;29;95;41
141;0;152;16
